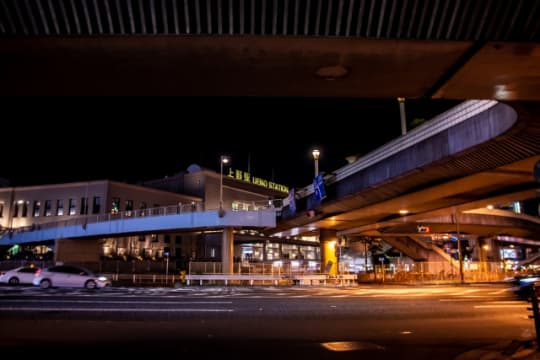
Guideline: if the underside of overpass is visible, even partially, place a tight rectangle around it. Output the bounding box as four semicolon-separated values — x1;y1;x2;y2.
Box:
0;0;539;98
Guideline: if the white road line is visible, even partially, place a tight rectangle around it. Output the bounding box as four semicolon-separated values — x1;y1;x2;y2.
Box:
440;298;519;302
489;290;513;295
0;307;234;312
484;301;526;304
5;300;233;304
474;304;528;308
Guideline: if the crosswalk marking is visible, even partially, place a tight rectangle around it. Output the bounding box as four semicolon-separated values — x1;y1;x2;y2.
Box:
0;284;524;302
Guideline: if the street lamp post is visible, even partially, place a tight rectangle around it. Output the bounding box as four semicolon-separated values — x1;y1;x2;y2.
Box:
219;155;230;217
398;97;407;135
312;149;320;178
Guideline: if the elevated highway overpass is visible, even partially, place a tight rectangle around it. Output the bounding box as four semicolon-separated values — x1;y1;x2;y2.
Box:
268;100;540;267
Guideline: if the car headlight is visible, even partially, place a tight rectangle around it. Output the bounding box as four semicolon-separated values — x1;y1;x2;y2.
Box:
520;277;540;284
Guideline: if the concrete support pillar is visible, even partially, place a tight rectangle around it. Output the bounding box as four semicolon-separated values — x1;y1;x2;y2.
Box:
55;238;100;264
221;227;234;274
319;229;338;275
170;235;176;258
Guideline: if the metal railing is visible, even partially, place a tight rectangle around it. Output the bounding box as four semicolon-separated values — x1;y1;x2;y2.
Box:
3;200;280;239
297;100;499;198
7;202;205;234
0;258;515;287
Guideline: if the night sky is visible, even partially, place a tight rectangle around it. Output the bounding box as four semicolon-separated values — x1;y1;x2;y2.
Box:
2;97;460;190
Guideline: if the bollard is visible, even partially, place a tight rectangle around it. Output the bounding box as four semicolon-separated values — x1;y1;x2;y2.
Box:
180;270;186;284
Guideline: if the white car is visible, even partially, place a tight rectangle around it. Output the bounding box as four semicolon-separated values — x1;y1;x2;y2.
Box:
33;265;111;289
0;266;40;285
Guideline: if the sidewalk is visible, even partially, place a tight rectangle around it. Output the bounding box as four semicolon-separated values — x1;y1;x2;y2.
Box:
456;340;539;360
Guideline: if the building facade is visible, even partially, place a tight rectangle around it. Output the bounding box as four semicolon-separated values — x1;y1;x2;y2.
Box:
0;165;320;272
0;179;200;264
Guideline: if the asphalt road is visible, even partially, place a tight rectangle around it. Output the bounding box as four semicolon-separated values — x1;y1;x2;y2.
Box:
0;284;534;359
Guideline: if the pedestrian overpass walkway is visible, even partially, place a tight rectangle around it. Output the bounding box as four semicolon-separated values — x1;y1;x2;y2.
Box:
0;205;276;245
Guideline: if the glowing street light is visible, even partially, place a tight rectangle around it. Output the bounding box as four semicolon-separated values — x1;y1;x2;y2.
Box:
312;149;320;178
398;97;407;135
219;155;230;217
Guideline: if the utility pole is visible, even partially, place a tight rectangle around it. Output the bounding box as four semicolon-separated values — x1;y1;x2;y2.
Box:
455;209;464;284
364;238;368;273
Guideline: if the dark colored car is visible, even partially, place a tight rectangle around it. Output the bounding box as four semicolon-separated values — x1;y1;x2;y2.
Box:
510;273;540;299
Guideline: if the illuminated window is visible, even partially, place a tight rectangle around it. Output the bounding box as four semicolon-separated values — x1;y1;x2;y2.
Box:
68;198;77;216
111;198;120;214
44;200;52;216
56;200;64;216
232;201;251;211
139;201;147;216
80;197;88;215
125;200;133;216
92;196;101;214
32;201;41;217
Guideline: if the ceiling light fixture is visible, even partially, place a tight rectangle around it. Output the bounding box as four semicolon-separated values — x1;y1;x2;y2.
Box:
315;65;348;80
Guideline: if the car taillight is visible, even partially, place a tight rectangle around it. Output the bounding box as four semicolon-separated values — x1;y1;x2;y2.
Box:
34;269;41;276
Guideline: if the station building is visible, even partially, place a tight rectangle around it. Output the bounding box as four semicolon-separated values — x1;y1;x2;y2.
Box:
0;164;320;272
